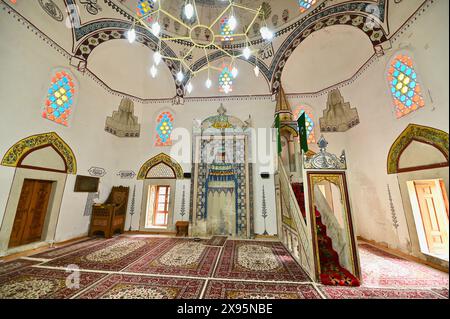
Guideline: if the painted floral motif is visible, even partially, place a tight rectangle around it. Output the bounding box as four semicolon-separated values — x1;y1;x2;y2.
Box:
237;244;280;271
159;242;205;267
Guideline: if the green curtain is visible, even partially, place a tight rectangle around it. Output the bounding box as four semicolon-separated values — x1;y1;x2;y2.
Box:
275;114;282;155
298;112;309;153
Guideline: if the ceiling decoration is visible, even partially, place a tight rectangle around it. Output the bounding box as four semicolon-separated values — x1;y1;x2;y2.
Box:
126;0;274;94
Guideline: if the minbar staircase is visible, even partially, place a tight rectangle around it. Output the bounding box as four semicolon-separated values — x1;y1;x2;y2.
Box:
291;182;359;287
315;207;360;286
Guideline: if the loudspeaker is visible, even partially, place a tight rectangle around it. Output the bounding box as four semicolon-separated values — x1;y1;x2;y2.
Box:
260;173;270;179
184;173;192;179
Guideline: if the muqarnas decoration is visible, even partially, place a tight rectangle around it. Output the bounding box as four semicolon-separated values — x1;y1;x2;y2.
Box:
105;98;140;137
319;89;360;132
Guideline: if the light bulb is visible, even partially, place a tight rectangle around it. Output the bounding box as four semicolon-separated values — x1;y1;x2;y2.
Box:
254;65;260;77
177;71;184;82
260;26;273;40
228;15;237;31
153;51;162;65
150;65;157;78
151;22;161;36
243;47;251;60
127;28;136;43
186;82;193;94
205;78;212;89
231;67;238;78
184;3;194;19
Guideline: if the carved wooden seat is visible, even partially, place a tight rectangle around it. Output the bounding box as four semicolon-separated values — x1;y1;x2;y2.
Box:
89;186;129;238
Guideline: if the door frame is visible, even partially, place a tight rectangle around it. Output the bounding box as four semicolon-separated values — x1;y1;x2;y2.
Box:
0;168;67;256
139;179;176;232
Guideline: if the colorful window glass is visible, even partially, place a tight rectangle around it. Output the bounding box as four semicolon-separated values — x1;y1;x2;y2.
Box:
155;112;174;147
298;0;317;13
136;0;155;22
42;70;75;127
220;17;234;42
387;54;425;119
293;106;316;144
219;66;233;94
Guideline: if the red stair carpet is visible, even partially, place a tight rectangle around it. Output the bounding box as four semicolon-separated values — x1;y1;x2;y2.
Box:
315;207;360;287
291;183;306;219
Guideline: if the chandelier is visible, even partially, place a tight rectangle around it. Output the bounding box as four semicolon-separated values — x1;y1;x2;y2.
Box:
127;0;274;94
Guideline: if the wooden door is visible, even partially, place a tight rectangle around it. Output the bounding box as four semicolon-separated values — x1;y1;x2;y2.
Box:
414;181;449;255
9;179;53;248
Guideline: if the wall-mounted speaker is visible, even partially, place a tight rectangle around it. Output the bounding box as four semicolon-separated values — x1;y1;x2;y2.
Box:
260;173;270;179
184;173;192;179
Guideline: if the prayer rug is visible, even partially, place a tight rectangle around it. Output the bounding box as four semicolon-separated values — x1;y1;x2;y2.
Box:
77;274;205;299
206;236;228;247
0;267;105;299
214;240;309;282
431;288;449;298
0;259;41;276
41;236;169;271
319;286;445;299
31;238;103;259
124;238;220;277
359;243;448;288
203;280;322;299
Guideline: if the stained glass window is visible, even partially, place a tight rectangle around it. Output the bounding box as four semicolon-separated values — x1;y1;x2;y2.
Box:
219;66;233;94
155;112;174;147
387;54;425;119
220;17;234;42
298;0;317;13
42;70;75;127
294;106;316;144
136;0;155;22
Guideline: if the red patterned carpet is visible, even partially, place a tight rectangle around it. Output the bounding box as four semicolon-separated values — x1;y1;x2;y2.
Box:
31;238;102;259
0;236;447;299
0;259;41;276
358;243;448;288
319;286;445;299
0;267;105;299
204;280;322;299
206;236;228;247
124;238;220;277
77;274;204;299
214;240;310;282
42;236;169;271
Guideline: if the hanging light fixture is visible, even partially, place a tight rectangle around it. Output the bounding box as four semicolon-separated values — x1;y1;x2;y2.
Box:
131;0;271;93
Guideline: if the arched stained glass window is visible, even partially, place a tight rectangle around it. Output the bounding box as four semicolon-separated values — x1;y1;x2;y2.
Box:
219;66;233;94
42;70;76;127
387;54;425;119
298;0;317;13
155;112;174;147
220;17;234;42
293;106;316;144
136;0;155;22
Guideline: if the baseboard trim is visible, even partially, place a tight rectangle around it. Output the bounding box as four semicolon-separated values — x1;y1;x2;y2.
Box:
125;230;177;236
357;236;449;273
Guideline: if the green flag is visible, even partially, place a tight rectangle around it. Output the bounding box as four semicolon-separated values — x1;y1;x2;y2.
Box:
298;112;309;153
275;114;282;155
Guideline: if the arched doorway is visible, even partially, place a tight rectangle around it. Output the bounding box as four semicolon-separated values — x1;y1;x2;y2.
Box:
137;153;183;232
0;132;77;255
388;124;449;263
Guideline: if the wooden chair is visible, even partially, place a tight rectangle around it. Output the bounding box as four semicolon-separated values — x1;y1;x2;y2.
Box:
89;186;129;238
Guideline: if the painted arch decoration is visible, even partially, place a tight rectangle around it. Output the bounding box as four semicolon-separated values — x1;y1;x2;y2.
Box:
1;132;77;174
387;124;449;174
137;153;184;180
270;2;388;94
